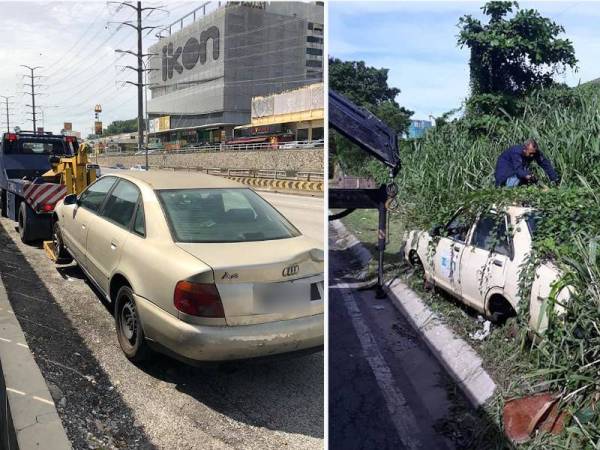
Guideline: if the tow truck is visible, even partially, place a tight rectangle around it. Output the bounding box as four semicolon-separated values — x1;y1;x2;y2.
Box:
328;90;400;297
0;130;98;243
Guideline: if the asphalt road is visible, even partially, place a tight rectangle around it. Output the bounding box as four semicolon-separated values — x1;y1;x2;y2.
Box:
328;224;484;450
0;193;324;450
258;191;324;244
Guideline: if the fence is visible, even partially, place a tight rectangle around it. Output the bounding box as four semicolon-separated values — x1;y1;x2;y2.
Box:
101;140;324;156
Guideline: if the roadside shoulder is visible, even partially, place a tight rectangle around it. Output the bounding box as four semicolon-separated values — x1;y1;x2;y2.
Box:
331;219;497;407
0;277;70;449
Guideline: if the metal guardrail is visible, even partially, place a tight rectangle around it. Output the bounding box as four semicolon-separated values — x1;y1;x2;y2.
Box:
164;167;324;181
101;140;325;156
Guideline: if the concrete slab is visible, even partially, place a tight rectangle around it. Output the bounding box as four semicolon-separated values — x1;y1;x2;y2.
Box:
332;220;497;408
0;278;71;449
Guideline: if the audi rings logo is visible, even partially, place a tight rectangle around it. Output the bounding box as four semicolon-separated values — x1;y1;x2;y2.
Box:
282;264;300;277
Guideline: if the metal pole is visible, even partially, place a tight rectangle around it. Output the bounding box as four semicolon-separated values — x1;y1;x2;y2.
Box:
144;59;149;152
0;96;11;133
30;68;37;133
136;1;145;168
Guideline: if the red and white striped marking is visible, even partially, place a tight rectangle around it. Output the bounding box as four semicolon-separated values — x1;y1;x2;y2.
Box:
23;182;67;211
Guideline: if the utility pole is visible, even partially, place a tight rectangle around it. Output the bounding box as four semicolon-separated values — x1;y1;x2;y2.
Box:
0;95;13;133
111;1;163;170
21;65;43;133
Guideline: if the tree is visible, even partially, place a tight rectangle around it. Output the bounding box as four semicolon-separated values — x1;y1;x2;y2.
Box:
458;1;577;116
104;118;143;136
329;58;413;182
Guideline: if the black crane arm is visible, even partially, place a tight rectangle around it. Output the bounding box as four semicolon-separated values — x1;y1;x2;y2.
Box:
329;89;400;177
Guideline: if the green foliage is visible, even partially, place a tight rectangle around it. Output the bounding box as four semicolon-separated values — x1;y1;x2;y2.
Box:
329;57;413;182
397;84;600;230
104;118;143;136
396;83;600;444
458;1;578;117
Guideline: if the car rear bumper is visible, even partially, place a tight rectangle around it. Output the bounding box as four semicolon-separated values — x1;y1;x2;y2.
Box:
135;295;324;362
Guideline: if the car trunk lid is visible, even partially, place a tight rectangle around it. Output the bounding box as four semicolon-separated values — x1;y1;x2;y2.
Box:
176;236;324;325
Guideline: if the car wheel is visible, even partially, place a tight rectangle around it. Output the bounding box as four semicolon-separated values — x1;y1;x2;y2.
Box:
410;251;433;290
52;222;73;263
0;189;6;218
18;202;33;244
115;286;151;362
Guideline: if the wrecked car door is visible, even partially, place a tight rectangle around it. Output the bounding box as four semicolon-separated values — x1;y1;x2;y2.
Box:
460;212;511;311
432;209;473;295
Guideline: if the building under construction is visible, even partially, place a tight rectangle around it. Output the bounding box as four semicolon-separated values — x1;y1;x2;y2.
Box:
147;1;324;149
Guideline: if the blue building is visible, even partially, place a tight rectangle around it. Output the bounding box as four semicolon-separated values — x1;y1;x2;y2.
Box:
407;119;432;139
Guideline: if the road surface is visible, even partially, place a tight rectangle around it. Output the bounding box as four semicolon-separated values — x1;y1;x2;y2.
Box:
258;191;323;244
328;223;499;449
0;192;323;450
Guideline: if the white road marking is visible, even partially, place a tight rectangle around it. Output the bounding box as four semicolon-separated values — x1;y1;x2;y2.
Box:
32;395;55;406
7;387;25;395
336;282;423;450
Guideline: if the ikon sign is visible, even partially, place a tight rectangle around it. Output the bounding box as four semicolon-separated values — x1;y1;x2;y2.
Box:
161;26;220;81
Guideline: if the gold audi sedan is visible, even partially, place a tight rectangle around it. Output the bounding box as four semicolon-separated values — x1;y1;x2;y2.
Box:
52;171;324;363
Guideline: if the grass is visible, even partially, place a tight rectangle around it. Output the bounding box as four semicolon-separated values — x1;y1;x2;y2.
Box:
337;84;600;446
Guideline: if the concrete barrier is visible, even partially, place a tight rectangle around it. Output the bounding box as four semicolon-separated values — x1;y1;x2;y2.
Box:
225;176;323;192
0;278;70;449
96;148;324;173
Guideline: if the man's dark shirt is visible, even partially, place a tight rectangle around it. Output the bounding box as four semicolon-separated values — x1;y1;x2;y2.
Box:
494;144;559;186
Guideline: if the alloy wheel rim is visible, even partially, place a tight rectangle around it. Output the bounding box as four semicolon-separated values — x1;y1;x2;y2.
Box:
121;299;137;344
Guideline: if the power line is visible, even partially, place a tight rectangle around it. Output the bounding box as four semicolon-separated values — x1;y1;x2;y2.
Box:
21;66;43;132
111;1;166;166
0;95;15;132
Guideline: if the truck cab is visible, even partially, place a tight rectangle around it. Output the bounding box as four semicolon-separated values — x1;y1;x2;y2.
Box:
0;131;78;241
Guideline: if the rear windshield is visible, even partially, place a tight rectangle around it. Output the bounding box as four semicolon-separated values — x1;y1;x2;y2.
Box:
2;138;71;155
157;188;301;243
525;213;542;237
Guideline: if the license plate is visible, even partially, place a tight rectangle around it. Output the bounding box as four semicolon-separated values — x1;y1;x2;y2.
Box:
254;281;308;313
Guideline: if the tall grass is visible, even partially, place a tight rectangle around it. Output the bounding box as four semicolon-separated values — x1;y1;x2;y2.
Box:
391;84;600;444
396;84;600;230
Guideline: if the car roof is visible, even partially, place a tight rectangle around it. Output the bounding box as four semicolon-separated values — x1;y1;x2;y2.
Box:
106;170;245;190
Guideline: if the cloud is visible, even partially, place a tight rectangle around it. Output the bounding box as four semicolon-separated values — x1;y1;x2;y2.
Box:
329;1;598;118
0;1;177;135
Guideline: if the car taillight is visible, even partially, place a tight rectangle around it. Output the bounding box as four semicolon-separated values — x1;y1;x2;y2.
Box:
6;133;17;142
39;204;54;213
65;136;75;143
174;281;224;318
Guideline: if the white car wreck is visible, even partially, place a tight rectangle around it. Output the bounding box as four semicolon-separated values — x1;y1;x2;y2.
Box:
403;206;570;334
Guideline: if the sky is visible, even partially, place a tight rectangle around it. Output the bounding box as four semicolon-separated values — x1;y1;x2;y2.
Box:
329;1;600;120
0;1;201;136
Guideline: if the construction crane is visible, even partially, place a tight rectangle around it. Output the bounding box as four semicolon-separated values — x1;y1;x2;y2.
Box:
328;90;401;297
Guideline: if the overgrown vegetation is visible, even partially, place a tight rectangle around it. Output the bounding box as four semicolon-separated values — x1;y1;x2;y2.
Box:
333;1;600;444
329;57;413;182
458;1;577;119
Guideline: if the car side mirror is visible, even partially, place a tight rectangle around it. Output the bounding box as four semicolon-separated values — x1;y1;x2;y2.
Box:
63;194;78;206
430;225;442;237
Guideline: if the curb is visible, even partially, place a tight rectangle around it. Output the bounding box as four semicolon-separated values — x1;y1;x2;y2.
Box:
0;278;71;449
331;220;497;408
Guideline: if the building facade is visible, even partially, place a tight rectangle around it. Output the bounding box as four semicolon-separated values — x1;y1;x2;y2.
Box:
147;1;324;148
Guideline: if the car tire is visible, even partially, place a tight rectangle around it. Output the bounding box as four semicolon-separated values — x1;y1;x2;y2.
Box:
115;286;151;363
52;222;73;264
18;202;34;244
0;189;7;218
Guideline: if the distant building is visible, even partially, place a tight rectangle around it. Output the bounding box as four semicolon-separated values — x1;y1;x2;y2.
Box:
407;119;432;139
147;1;324;149
232;82;324;145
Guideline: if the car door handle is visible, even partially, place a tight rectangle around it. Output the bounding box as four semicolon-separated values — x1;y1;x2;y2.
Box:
81;224;86;230
453;245;461;252
110;241;118;250
493;259;503;267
